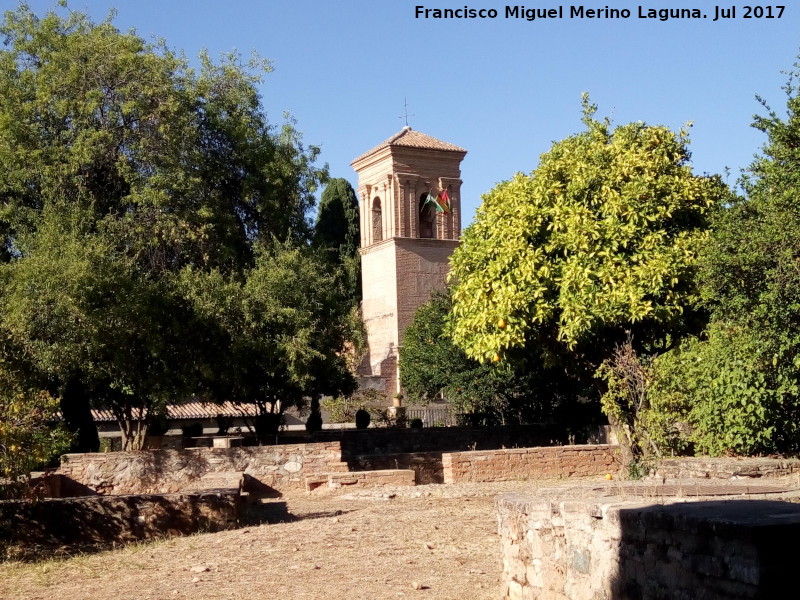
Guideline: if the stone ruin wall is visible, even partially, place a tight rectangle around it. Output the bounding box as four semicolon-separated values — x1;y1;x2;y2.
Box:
496;483;800;600
55;440;624;495
0;491;239;558
443;445;621;484
655;456;800;480
56;441;346;495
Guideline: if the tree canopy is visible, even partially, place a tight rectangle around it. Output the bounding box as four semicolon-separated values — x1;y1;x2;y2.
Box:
0;6;324;267
313;177;362;303
400;290;601;429
449;96;729;366
0;5;354;451
0;365;72;497
645;57;800;456
179;240;356;440
400;291;514;419
313;179;360;263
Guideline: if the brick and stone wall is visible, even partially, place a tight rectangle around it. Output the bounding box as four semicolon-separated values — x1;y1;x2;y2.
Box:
56;439;622;495
0;490;238;558
306;469;415;492
442;445;620;484
654;456;800;480
497;486;800;599
56;442;346;495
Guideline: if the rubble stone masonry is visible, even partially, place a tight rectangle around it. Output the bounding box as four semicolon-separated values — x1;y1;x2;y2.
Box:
0;491;238;556
497;490;800;599
56;442;346;495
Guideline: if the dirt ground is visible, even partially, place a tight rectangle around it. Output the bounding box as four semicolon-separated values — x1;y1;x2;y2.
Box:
0;479;592;600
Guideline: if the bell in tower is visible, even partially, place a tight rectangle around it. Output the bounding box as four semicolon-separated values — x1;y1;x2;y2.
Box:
351;126;466;396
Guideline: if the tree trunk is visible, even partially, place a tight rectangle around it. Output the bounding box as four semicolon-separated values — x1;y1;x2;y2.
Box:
606;412;636;472
59;378;100;453
118;406;148;451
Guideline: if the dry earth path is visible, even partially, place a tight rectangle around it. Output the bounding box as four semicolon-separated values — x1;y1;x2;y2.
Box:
1;479;595;600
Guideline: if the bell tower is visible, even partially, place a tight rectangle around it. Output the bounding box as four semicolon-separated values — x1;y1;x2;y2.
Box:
351;127;466;395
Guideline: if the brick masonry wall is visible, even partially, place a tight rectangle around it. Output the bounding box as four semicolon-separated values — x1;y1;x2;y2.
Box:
654;456;800;480
360;240;399;375
56;442;345;495
0;491;238;557
442;445;621;484
393;238;460;344
497;491;800;599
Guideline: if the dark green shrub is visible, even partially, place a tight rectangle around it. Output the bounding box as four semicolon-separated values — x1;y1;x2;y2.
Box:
181;422;203;438
254;413;283;443
647;325;800;456
147;415;169;436
215;416;231;436
355;409;371;429
305;412;323;433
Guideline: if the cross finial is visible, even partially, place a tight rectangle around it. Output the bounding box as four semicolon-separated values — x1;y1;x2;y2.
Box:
398;98;414;127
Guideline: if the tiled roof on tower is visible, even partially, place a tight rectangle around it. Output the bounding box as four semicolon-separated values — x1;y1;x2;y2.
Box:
351;126;466;164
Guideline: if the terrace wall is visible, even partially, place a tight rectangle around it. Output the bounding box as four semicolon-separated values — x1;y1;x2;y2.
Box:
442;444;620;484
56;442;345;495
0;491;238;557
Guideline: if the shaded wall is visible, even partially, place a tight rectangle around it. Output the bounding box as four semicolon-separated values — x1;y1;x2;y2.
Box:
0;491;238;558
313;425;576;457
497;491;800;599
654;456;800;480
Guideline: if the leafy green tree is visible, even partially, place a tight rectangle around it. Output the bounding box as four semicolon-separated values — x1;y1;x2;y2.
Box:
647;324;798;456
308;178;363;428
646;58;800;456
180;241;356;441
0;7;324;267
400;291;601;428
400;291;512;419
0;6;330;449
313;178;360;278
450;96;728;362
448;97;729;452
0;206;202;450
701;64;800;334
0;366;72;498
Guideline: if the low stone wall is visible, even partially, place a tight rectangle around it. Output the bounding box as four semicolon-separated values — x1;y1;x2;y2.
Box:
496;483;800;599
442;445;620;484
56;442;346;495
654;456;800;480
0;491;238;558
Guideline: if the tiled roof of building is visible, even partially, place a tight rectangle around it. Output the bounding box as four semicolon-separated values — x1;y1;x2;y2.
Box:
351;127;466;164
89;401;261;423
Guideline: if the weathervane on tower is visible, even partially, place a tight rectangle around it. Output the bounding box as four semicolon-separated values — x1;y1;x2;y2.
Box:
398;98;415;127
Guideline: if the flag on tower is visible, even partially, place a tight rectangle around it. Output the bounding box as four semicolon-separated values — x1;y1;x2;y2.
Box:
424;191;444;213
440;189;451;214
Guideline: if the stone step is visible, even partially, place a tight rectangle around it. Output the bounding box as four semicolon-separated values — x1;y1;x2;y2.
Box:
181;471;244;493
306;469;415;492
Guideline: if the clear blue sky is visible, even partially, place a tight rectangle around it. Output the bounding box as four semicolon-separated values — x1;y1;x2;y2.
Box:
9;1;800;224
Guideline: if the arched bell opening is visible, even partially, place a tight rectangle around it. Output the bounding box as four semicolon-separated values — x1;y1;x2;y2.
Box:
418;193;437;239
372;197;383;242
